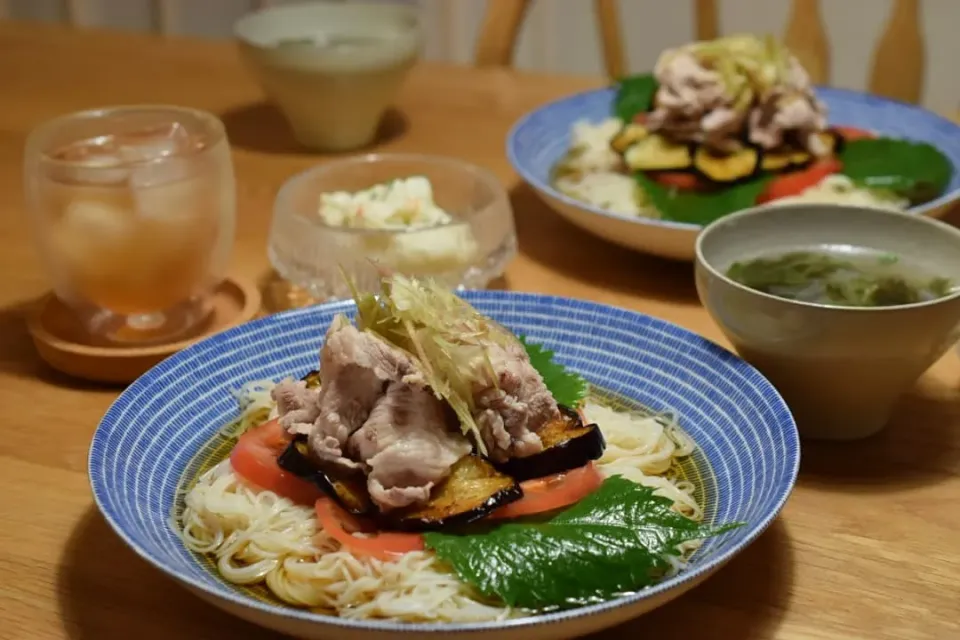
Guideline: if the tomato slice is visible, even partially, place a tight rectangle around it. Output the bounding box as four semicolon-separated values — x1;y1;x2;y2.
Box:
315;498;424;561
491;462;604;520
833;125;876;142
632;112;649;125
648;171;707;191
757;158;843;204
230;419;323;506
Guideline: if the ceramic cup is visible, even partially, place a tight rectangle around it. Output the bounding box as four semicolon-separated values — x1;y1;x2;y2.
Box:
695;203;960;441
234;1;421;152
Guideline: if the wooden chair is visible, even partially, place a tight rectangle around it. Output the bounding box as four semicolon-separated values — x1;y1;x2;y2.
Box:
700;0;924;104
477;0;925;104
475;0;627;79
0;0;277;34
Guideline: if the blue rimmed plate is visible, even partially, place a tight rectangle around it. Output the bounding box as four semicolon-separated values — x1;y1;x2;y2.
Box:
89;292;800;640
508;87;960;261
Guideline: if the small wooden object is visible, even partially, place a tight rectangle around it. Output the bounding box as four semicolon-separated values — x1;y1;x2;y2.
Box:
694;0;719;41
869;0;924;103
27;276;261;384
475;0;625;79
689;0;927;104
783;0;830;85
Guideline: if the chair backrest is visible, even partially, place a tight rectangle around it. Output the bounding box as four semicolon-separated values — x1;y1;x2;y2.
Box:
5;0;928;106
2;0;276;34
475;0;626;79
698;0;924;103
476;0;925;104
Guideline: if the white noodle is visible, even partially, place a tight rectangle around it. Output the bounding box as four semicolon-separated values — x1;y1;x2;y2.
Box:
220;379;277;437
179;459;510;621
585;401;703;520
175;384;704;621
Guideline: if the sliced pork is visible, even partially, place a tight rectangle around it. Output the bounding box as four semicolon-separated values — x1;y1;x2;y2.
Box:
271;378;321;435
472;338;560;463
349;381;472;510
308;313;422;470
271;305;559;512
645;38;829;156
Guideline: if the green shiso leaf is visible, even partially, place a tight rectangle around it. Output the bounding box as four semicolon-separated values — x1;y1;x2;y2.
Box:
424;477;744;611
519;335;589;407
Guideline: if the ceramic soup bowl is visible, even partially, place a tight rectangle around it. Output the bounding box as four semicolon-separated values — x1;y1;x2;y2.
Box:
695;203;960;440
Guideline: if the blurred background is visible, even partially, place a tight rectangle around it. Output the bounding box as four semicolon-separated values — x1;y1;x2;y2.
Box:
4;0;959;114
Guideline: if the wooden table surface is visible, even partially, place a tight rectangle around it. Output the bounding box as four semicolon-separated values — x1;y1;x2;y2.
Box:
1;22;958;640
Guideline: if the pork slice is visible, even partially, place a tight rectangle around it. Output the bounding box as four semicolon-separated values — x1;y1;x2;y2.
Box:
349;381;472;511
653;52;727;116
271;378;321;436
308;314;421;471
472;339;560;463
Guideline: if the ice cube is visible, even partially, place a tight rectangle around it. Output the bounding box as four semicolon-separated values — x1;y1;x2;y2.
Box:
123;123;203;189
54;163;130;187
117;122;196;164
61;198;135;247
132;171;206;224
52;135;118;162
50;136;129;185
128;156;196;190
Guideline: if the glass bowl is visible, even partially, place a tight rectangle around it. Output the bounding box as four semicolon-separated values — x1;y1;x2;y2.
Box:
268;153;517;301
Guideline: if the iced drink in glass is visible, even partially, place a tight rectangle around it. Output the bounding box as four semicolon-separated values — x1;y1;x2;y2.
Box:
24;106;236;344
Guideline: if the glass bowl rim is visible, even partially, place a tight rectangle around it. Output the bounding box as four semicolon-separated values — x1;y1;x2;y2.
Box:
271;152;511;237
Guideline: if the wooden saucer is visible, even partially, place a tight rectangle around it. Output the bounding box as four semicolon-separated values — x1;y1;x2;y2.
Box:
27;276;261;385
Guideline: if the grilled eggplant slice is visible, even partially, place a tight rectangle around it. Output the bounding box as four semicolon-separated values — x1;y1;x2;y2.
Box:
278;437;522;530
494;406;605;481
761;152;792;172
789;150;813;167
387;455;523;532
760;129;841;173
761;147;816;172
277;435;374;516
624;135;693;172
694;146;760;183
300;369;321;388
611;123;649;154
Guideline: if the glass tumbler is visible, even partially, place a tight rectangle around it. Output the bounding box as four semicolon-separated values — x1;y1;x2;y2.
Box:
24;106;236;345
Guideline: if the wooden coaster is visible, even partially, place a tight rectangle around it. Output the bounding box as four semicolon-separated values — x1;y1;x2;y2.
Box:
27;276;261;385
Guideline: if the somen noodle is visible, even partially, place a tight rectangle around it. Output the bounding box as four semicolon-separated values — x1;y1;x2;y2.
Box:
174;384;704;622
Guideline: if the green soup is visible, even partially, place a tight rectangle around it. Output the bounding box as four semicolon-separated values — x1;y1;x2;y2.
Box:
726;248;953;307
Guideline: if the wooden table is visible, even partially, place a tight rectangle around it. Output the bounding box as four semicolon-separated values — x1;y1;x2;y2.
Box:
1;22;958;640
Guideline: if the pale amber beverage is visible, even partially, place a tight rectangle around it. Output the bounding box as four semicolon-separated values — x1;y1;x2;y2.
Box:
25;107;235;344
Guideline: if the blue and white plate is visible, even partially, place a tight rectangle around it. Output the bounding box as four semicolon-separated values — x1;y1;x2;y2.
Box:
508;87;960;261
89;292;800;640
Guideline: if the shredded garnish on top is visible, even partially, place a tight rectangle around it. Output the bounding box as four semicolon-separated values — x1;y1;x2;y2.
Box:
657;34;797;105
349;273;515;453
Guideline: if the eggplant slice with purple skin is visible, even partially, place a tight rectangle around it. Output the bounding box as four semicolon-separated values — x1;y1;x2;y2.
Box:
492;405;606;482
300;369;321;388
277;437;523;532
279;369;597;528
386;455;523;532
276;435;375;516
